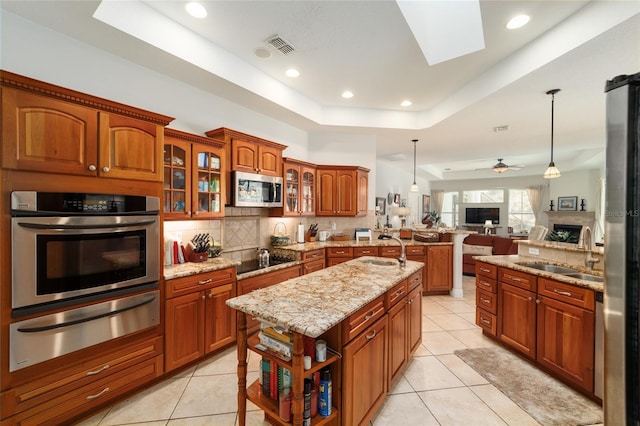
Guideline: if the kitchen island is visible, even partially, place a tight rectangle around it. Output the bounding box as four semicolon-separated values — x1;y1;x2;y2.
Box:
226;256;424;426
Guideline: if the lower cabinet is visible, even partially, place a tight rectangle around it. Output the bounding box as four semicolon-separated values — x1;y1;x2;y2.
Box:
301;248;325;274
425;245;452;294
406;282;423;356
343;315;388;426
326;247;353;267
165;268;237;372
1;336;163;426
480;261;597;396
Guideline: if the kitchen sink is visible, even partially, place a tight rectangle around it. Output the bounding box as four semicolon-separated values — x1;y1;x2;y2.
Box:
564;273;604;283
359;259;398;266
516;262;580;275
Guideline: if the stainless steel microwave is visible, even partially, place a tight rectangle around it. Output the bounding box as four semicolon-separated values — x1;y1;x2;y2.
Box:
232;171;283;207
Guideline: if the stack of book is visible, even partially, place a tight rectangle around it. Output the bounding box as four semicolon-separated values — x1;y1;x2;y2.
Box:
258;324;293;360
260;358;292;400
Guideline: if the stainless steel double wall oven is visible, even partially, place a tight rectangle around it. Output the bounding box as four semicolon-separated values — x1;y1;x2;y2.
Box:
10;191;161;372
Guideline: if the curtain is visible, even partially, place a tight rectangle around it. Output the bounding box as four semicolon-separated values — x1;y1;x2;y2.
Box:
431;190;444;218
595;177;605;243
526;185;545;226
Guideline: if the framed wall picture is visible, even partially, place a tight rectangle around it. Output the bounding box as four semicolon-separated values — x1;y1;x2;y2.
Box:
422;195;430;216
393;193;401;204
375;197;386;215
558;196;578;211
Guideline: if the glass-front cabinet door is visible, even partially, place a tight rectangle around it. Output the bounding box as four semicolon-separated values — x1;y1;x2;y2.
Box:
285;166;300;214
280;159;316;217
192;143;224;218
163;140;191;219
300;167;315;216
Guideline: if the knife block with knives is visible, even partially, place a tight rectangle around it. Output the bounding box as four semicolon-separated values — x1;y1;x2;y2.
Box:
186;233;211;262
305;224;318;242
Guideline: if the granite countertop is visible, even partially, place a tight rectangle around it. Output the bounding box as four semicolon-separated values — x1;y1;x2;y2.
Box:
473;254;604;292
164;257;240;280
226;257;424;338
277;238;452;252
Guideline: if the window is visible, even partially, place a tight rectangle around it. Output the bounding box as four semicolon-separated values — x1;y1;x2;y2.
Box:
509;189;535;233
440;192;459;228
463;189;504;203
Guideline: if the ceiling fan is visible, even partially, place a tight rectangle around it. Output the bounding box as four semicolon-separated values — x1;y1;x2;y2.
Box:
491;158;524;173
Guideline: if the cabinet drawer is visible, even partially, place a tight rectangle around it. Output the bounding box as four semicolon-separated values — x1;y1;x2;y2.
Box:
476;262;497;279
239;265;301;295
343;295;385;343
538;278;595;310
499;267;536;292
326;247;353;258
476;309;497;336
301;249;324;261
476;275;497;294
7;355;163;426
408;271;422;291
476;288;497;315
353;246;379;257
2;336;162;418
380;246;402;257
385;280;408;309
166;267;236;298
303;258;325;275
406;245;425;256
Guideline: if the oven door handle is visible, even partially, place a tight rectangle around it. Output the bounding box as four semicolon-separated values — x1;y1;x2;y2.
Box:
16;293;157;333
17;219;157;230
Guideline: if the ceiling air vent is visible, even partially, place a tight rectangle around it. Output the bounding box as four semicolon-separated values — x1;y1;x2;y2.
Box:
265;34;295;56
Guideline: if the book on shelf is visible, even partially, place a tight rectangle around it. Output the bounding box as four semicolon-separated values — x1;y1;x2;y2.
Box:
261;358;271;398
258;331;293;358
260;324;294;344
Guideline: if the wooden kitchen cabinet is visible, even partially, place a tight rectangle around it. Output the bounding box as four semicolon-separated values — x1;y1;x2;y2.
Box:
326;246;353;267
316;165;369;216
1;71;172;181
353;246;379;258
497;268;538;359
343;315;388;426
475;261;498;336
1;335;163;425
537;278;595;391
425;245;453;294
301;249;325;274
272;158;316;216
387;280;408;388
406;279;423;356
163;128;225;219
164;268;237;372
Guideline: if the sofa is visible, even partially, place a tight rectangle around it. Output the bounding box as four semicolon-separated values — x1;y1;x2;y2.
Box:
462;234;518;275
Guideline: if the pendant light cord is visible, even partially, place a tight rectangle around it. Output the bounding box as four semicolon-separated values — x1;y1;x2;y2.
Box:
412;139;417;185
550;91;555;163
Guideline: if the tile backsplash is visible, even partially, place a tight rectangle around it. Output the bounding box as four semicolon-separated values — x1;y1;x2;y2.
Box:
163;208;376;263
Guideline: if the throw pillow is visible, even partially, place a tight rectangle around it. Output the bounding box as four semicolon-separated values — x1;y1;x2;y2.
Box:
462;244;493;256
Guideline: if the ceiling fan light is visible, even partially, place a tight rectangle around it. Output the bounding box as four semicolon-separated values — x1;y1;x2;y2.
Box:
544;162;561;179
493;159;508;173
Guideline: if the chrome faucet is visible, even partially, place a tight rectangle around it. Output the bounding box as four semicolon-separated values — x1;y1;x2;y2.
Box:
578;226;600;270
391;236;406;267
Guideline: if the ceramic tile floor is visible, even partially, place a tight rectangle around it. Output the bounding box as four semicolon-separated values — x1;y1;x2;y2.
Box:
77;276;556;426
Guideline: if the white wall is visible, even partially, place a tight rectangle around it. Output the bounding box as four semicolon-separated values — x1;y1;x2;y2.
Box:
375;161;431;228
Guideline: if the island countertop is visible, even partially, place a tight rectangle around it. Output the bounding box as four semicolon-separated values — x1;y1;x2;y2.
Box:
226;256;424;338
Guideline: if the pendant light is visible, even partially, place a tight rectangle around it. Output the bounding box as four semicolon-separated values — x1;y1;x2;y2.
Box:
410;139;419;192
543;89;561;179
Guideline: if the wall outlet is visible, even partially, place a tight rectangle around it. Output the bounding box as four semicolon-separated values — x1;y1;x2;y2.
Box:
528;247;540;255
331;222;337;230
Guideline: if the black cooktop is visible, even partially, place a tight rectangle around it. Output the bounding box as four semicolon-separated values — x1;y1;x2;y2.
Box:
237;256;295;274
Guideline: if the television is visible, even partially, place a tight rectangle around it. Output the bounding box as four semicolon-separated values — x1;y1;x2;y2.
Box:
465;207;500;225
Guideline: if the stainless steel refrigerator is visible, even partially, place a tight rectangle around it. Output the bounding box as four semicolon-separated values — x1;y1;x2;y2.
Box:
605;71;640;425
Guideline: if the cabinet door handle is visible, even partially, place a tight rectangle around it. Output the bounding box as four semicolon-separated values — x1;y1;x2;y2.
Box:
365;330;376;340
407;299;413;305
479;280;491;288
102;166;110;173
86;387;110;400
480;318;490;325
198;278;213;285
364;310;376;320
394;289;405;297
88;164;97;171
553;289;573;297
528;296;533;302
201;295;206;300
86;364;110;376
506;274;524;283
480;297;490;304
480;267;491;273
336;251;345;254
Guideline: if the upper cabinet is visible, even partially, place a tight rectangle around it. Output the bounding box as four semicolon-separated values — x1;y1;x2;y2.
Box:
1;71;173;181
272;158;316;217
164;128;225;219
205;127;287;206
316;165;369;216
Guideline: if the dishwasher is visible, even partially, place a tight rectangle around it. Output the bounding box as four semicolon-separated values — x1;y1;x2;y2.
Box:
594;291;603;399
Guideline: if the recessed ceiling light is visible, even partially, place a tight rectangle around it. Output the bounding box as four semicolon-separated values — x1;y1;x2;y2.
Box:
286;69;300;78
401;100;412;107
506;14;530;29
342;90;354;99
253;47;272;59
185;2;207;19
